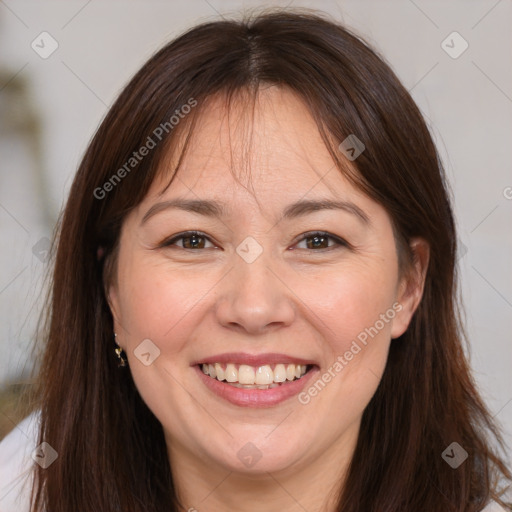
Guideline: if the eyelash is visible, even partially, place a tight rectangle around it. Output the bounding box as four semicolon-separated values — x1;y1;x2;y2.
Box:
160;230;349;252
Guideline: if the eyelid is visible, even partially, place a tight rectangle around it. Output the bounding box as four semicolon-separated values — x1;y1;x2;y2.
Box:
160;230;217;250
159;230;349;251
293;231;349;251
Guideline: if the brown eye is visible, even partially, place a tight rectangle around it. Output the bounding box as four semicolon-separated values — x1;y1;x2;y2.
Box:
294;231;347;251
161;231;215;250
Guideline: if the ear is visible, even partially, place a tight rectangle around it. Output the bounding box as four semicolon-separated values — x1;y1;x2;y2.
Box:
390;237;430;339
106;282;128;351
106;283;121;327
103;255;123;340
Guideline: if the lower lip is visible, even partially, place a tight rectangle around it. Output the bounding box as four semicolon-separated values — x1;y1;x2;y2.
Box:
194;365;319;408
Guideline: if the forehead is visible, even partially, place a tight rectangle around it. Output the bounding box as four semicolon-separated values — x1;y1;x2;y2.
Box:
146;86;367;211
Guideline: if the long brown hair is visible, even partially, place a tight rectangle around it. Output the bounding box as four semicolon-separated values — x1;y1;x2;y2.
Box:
26;8;511;511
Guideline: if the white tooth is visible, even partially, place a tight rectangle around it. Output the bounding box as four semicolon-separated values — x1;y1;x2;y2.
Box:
215;363;225;381
212;362;307;384
273;364;287;382
255;365;273;385
238;365;255;385
286;364;296;381
225;363;238;383
202;364;209;375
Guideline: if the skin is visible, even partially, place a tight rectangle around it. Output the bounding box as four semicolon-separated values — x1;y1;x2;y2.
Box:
107;86;429;512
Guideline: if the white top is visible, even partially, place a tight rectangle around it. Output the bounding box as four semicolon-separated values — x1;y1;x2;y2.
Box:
0;411;508;512
0;411;39;512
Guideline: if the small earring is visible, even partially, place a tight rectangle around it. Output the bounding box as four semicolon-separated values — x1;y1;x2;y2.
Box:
114;332;127;367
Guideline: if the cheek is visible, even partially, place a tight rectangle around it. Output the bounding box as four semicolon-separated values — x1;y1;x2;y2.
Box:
116;261;214;351
303;268;397;409
114;262;211;438
294;272;396;438
316;268;398;354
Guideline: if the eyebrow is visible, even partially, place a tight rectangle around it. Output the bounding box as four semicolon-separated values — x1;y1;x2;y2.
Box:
140;197;370;226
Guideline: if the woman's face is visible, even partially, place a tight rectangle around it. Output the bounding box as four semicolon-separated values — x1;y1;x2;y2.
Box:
108;86;426;484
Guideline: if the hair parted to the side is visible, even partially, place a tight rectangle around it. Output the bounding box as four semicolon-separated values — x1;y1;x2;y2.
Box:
25;7;511;512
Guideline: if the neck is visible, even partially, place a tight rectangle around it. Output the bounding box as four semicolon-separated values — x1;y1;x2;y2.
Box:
167;423;359;512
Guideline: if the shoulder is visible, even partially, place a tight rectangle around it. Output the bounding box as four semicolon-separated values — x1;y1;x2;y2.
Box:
0;410;41;512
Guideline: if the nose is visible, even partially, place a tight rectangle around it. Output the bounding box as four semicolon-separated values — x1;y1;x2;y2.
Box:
214;251;296;335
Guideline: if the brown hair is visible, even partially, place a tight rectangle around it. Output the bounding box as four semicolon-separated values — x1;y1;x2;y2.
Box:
26;7;511;511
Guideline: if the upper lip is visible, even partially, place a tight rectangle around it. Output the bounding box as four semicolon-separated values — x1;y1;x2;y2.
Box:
191;352;318;367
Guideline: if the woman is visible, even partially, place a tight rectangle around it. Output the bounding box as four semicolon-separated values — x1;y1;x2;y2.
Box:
0;8;510;512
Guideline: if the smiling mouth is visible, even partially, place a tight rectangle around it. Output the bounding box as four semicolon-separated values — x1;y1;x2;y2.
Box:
199;362;314;389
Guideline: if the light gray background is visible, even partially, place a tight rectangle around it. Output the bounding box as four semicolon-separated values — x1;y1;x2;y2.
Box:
0;0;511;467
